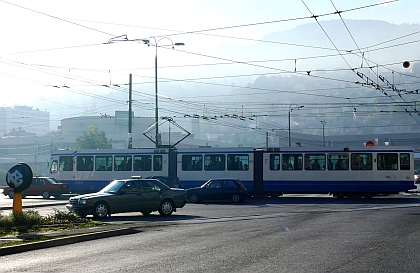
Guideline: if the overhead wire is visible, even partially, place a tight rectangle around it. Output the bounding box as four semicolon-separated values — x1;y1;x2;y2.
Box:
301;0;419;125
0;0;418;140
0;0;116;37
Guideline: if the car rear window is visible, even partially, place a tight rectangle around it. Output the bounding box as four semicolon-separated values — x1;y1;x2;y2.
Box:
46;178;58;184
226;180;238;188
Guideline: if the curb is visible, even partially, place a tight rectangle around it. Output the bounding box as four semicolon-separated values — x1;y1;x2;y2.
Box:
1;201;69;210
0;227;140;256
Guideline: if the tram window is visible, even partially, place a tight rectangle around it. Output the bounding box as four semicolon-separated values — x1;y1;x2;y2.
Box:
304;154;325;170
270;154;280;170
282;154;303;170
76;156;93;171
327;153;349;171
227;154;249;171
59;156;73;171
50;160;58;173
95;156;112;171
114;156;132;171
377;153;398;170
400;153;410;170
133;155;152;171
204;154;225;171
182;155;203;171
153;155;163;171
350;153;372;170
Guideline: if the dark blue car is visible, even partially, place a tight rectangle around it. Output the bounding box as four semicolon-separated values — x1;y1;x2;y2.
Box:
187;178;249;203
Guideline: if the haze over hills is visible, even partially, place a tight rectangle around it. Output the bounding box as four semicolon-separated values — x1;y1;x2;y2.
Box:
37;19;420;145
212;20;419;78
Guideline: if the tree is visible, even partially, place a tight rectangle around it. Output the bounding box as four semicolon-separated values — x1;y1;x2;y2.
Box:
75;126;112;149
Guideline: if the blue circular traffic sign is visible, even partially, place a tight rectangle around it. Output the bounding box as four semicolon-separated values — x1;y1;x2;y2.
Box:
6;163;33;192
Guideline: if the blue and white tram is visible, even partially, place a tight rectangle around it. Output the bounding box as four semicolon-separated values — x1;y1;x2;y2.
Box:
176;147;254;190
49;148;171;192
260;145;415;197
49;145;415;196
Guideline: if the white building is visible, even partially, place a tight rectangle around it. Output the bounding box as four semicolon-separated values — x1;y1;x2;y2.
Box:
0;106;50;136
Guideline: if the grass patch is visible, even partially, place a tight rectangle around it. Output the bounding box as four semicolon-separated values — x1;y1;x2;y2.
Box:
0;209;104;239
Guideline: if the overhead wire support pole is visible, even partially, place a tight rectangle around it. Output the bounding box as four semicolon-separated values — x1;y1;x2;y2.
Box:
155;44;158;148
141;37;185;148
288;105;304;147
128;74;132;149
104;35;185;148
321;119;326;147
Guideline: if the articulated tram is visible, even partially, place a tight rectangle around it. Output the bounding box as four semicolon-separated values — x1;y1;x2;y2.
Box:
49;145;415;197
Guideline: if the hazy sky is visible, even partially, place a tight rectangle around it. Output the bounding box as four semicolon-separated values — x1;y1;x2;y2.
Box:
0;0;419;127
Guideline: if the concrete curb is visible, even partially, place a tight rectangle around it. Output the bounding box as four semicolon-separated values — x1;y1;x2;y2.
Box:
0;227;140;256
1;201;69;210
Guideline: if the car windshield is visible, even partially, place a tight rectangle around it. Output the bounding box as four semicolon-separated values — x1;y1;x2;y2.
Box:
202;180;213;188
100;180;125;193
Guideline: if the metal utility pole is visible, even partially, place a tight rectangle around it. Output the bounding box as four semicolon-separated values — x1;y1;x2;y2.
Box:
128;74;132;149
288;105;304;147
141;37;184;148
321;119;326;147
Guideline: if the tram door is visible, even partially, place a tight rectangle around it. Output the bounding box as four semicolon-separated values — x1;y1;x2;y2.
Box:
168;149;178;177
253;149;264;194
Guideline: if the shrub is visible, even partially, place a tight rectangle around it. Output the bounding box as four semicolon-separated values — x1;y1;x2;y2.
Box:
0;210;42;228
42;209;89;225
0;209;90;229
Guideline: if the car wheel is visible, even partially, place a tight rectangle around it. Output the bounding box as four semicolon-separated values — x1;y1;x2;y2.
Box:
7;191;14;199
158;200;174;216
93;202;109;219
42;191;51;199
231;194;241;203
189;194;200;203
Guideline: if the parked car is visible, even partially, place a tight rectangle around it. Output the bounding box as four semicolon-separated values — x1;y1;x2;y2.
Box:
66;178;187;218
187;178;249;203
145;176;185;188
413;171;420;192
3;177;69;199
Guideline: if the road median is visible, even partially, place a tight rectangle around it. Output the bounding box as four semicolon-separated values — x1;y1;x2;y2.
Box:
0;225;140;256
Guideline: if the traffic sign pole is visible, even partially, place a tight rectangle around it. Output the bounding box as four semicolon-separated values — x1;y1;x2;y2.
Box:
12;192;23;215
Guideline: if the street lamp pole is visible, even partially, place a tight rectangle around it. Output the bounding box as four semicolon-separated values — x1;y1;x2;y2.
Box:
288;105;304;147
154;48;158;148
142;37;184;148
288;110;291;147
321;119;326;147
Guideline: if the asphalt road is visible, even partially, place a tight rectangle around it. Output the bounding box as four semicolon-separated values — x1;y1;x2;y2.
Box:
0;193;419;272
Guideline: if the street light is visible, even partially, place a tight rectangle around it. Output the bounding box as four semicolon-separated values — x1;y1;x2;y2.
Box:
142;37;185;148
321;119;326;147
288;105;304;147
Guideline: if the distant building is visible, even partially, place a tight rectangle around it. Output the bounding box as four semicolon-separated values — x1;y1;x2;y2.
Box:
59;112;219;149
60;114;156;149
0;106;50;136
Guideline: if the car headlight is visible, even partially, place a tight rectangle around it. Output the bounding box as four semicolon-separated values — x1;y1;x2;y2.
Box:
80;199;90;205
